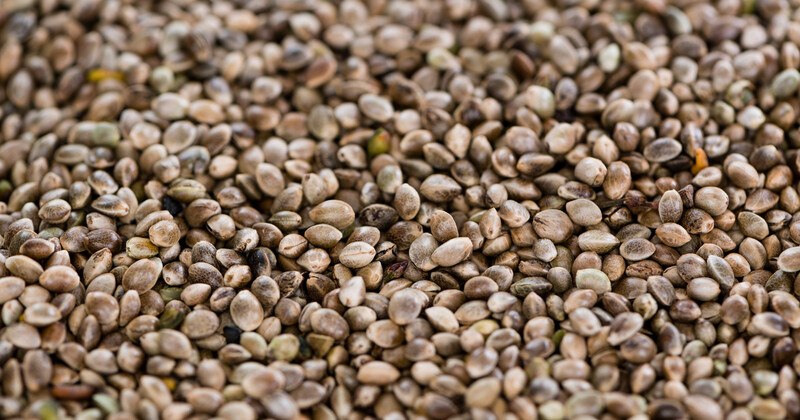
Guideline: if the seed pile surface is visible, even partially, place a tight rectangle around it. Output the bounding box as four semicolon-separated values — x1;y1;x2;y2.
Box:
2;0;800;419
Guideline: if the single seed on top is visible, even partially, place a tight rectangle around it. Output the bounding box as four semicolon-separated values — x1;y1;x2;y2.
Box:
39;265;80;293
430;237;473;267
658;190;683;223
121;258;162;294
565;199;602;226
575;269;611;294
357;361;400;385
308;200;355;229
338;242;376;269
532;209;574;244
230;290;264;332
778;247;800;272
619;238;656;261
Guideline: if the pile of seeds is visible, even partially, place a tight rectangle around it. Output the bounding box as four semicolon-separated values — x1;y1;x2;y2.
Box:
4;0;800;419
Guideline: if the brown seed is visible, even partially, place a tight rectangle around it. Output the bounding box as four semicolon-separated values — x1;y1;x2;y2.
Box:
430;237;473;267
532;209;574;243
655;223;692;247
357;361;400;385
777;247;800;272
0;277;25;303
149;220;181;247
230;290;264;331
122;258;163;294
607;312;644;346
388;288;426;325
619;238;656;261
565;199;602;226
6;255;43;283
575;269;611;294
658;190;683;223
309;200;355;229
419;175;462;203
310;308;349;341
643;138;682;163
23;302;61;326
39;265;80;292
695;187;729;216
242;367;286;398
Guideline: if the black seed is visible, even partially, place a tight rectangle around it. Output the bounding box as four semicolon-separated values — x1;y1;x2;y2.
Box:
163;196;183;216
223;325;241;344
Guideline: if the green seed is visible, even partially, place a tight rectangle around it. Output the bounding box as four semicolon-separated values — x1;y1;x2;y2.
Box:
158;306;185;329
367;128;391;157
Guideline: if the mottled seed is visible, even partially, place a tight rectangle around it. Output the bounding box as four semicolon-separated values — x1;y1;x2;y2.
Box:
230;290;264;331
122;258;163;294
39;266;80;292
430;237;473;267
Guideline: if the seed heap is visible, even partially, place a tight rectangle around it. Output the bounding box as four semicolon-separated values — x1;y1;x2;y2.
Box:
2;0;800;419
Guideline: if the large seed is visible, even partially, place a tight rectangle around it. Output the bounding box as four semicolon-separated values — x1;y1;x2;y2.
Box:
642;138;682;162
357;361;400;385
607;312;644;346
532;209;574;243
242;367;286;398
0;277;25;303
577;231;620;253
619;238;656;261
430;237;473;267
308;200;355;229
655;223;691;247
575;269;611;294
388;288;426;325
23;302;61;326
749;312;789;337
565;199;602;226
310;308;349;340
39;266;80;292
777;247;800;272
230;290;264;331
687;278;721;301
409;233;439;271
658;190;683;223
122;258;163;294
338;242;376;269
695;187;729;216
419;175;462;203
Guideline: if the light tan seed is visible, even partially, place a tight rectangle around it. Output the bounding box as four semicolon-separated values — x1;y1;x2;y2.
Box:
533;210;574;244
338;242;376;269
39;265;80;292
230;290;264;331
607;312;644;346
122;258;162;294
565;199;602;226
430;237;473;267
357;361;400;385
777;247;800;272
619;238;656;261
309;200;355;229
575;269;611;294
658;190;683;223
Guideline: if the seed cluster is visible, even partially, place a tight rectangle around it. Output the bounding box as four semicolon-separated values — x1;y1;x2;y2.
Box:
2;0;800;419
